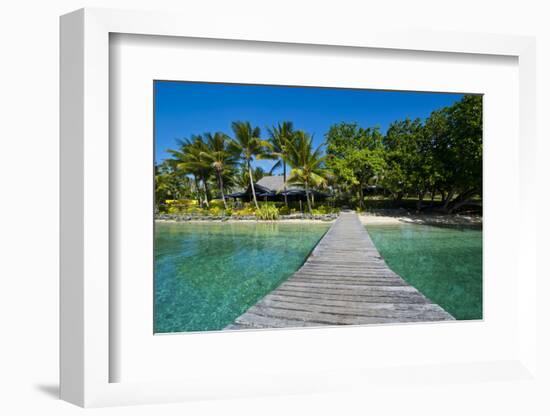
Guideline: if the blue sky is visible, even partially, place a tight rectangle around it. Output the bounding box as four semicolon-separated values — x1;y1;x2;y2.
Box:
154;81;465;173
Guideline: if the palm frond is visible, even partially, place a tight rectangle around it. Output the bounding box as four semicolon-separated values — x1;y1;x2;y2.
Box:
269;159;282;174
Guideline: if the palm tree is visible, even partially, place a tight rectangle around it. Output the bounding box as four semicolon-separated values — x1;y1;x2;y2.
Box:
286;131;329;214
155;162;192;207
201;132;238;209
167;136;213;207
267;121;295;206
233;166;265;190
251;166;266;182
229;121;273;209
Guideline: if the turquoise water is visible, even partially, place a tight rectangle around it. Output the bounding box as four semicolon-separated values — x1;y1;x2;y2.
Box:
154;222;329;333
366;223;482;320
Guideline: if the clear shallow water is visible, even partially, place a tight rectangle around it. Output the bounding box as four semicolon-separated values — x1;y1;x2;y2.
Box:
154;222;329;333
366;223;482;320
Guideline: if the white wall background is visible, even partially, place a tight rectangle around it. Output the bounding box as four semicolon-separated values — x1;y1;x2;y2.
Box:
0;1;548;415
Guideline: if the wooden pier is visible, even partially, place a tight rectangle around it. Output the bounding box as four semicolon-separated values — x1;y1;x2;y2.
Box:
226;212;454;329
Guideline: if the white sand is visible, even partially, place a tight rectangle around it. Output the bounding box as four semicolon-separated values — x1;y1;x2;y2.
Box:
358;214;405;225
359;212;482;227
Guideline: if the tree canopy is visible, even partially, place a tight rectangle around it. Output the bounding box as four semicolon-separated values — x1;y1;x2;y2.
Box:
325;123;386;209
155;95;482;214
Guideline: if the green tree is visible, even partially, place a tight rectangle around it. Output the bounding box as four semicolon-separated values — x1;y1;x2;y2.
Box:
201;132;238;209
267;121;295;206
286;131;329;214
229;121;274;209
233;166;265;190
426;95;482;212
154;161;192;209
166;135;213;207
383;118;434;210
325;123;386;210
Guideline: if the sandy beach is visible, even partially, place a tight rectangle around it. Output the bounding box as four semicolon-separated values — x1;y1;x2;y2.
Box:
156;211;482;227
358;214;404;225
359;211;482;227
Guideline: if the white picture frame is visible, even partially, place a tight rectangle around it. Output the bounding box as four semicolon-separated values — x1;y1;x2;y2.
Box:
60;7;538;407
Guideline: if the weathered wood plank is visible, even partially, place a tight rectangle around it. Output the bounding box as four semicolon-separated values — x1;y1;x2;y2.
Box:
280;281;419;292
249;301;450;320
225;212;454;329
272;289;429;304
265;294;446;311
238;307;446;326
293;278;407;287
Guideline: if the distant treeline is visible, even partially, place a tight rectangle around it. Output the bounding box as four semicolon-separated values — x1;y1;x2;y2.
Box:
326;95;482;213
155;95;482;214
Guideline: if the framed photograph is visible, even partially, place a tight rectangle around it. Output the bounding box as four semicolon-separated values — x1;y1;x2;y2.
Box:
60;8;537;407
152;80;479;334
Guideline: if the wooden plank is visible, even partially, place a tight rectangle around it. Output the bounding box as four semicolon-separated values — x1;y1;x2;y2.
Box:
225;212;454;329
251;300;451;320
265;294;443;311
272;289;429;304
274;287;429;301
279;281;419;292
292;278;407;286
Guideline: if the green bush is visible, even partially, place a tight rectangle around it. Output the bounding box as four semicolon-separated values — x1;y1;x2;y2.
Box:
255;205;279;220
209;200;226;209
278;206;290;215
165;199;202;214
311;205;338;215
166;199;198;207
208;206;223;216
233;207;256;216
184;207;205;216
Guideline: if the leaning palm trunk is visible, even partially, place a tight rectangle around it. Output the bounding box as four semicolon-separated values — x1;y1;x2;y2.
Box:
283;162;288;207
248;165;259;210
193;175;201;206
202;178;210;208
304;181;313;214
216;169;227;209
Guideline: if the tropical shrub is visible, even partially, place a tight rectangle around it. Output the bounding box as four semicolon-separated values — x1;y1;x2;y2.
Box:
209;200;226;209
185;207;206;216
165;199;201;214
278;206;290;215
311;205;339;215
166;199;198;207
208;207;223;216
255;205;279;220
232;207;256;216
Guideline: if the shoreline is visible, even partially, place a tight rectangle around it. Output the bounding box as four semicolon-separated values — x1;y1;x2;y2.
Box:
155;210;482;227
156;218;335;224
359;211;482;228
155;214;337;224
